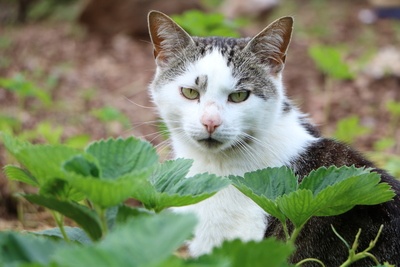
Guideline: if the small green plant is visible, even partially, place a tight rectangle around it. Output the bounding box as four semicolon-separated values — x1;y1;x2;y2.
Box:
333;115;371;144
369;100;400;178
309;45;354;81
171;10;244;37
308;44;355;123
91;106;131;129
0;133;395;266
0;73;52;107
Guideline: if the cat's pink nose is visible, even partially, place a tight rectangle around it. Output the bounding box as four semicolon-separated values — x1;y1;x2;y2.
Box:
201;117;221;134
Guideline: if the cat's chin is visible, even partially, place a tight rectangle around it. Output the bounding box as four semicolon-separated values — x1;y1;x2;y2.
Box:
197;137;224;149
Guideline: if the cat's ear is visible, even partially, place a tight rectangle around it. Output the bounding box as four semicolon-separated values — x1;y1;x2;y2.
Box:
244;16;293;74
148;11;194;65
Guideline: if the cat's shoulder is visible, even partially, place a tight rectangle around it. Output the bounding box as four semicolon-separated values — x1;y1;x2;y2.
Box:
293;131;400;190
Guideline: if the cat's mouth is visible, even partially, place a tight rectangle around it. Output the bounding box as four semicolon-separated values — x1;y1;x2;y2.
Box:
197;137;223;148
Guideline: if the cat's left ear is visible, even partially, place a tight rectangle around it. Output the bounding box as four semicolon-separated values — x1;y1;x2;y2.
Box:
244;16;293;74
148;10;194;66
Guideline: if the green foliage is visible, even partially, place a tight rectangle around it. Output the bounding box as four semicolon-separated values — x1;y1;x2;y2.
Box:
309;45;354;80
0;74;52;106
203;239;294;267
0;36;13;50
91;106;131;129
171;10;243;37
369;100;400;178
230;166;394;240
52;213;197;267
0;133;395;266
28;0;80;21
333;115;371;144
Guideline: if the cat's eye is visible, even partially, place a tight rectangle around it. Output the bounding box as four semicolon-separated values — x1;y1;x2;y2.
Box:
181;87;200;100
228;90;250;103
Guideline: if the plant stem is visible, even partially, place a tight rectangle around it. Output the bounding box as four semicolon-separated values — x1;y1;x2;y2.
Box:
282;220;290;242
295;258;326;267
339;225;384;267
99;207;108;236
51;211;70;242
289;225;305;246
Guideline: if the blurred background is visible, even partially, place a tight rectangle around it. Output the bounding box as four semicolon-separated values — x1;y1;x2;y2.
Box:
0;0;399;230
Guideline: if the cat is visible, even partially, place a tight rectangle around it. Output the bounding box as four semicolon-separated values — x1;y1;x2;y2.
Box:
147;10;400;266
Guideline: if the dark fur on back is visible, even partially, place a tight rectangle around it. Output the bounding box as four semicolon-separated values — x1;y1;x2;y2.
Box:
265;128;400;266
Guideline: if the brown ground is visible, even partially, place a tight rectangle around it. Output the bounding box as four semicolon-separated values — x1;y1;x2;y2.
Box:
0;0;399;230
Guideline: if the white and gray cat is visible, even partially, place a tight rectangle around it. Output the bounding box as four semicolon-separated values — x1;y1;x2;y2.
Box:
147;11;400;266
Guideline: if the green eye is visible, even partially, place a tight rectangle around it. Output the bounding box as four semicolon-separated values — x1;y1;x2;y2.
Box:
181;87;200;100
228;90;250;103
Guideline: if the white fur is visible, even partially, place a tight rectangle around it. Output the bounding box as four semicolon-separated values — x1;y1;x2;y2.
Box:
150;50;317;256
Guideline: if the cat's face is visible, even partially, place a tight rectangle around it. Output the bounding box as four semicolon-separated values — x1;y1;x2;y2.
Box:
148;11;293;154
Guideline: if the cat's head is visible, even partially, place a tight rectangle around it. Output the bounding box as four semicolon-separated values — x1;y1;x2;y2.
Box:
148;11;293;154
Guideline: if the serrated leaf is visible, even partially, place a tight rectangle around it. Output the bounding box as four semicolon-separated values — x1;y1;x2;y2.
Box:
229;178;285;222
4;165;38;186
229;167;297;222
314;174;395;216
106;205;153;231
1;132;31;156
52;212;197;267
35;227;92;244
63;155;100;177
114;205;153;225
204;238;294;267
134;159;230;212
0;231;70;266
23;194;102;241
299;165;371;195
64;170;151;208
231;167;297;200
11;145;80;184
277;168;395;227
276;189;316;228
85;137;158;179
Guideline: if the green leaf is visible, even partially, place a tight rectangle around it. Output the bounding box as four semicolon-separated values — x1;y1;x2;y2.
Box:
333;116;370;144
114;205;153;225
204;238;294;267
0;231;69;265
63;170;151;208
85;137;158;179
23;194;102;241
53;212;197;267
299;165;370;195
35;227;92;244
232;167;297;200
134;159;230;212
229;167;297;222
4;165;38;186
314;174;395;216
63;155;100;177
230;165;395;230
308;45;354;80
1;132;32;156
10;145;80;185
276;189;316;228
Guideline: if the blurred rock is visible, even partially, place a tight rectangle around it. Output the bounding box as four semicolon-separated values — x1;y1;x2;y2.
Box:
79;0;202;39
364;46;400;78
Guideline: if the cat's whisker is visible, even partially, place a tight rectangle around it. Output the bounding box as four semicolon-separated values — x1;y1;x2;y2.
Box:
123;96;156;110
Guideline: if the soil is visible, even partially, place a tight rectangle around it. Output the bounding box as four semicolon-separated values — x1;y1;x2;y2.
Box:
0;0;399;230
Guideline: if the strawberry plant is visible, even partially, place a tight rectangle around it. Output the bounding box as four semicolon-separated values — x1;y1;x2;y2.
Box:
0;133;395;266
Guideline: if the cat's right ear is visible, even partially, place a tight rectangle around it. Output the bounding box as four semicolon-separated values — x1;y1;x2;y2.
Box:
148;11;194;66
